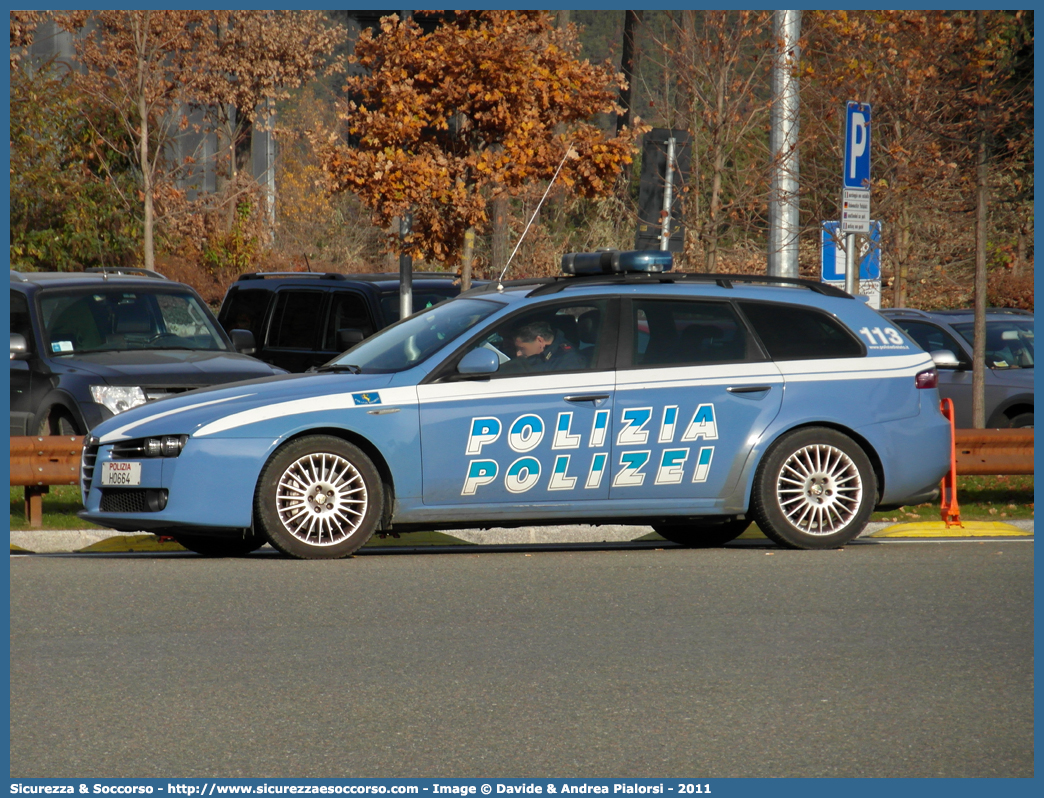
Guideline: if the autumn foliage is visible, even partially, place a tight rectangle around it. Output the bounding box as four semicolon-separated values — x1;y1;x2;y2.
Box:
11;10;1031;314
315;11;644;266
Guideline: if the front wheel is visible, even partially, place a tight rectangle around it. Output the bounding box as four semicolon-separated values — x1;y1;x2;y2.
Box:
255;435;383;560
653;518;750;547
750;427;877;549
39;410;80;436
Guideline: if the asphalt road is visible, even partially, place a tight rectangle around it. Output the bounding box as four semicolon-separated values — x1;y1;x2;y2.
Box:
9;539;1033;778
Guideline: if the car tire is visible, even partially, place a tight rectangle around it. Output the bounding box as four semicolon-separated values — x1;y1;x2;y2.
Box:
255;435;383;560
1007;412;1033;428
39;410;80;436
750;427;877;550
652;519;750;547
173;531;266;557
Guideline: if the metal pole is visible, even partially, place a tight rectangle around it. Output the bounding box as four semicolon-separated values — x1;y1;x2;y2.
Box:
660;136;676;251
398;213;413;320
844;232;859;295
768;10;801;278
265;98;276;238
398;9;415;321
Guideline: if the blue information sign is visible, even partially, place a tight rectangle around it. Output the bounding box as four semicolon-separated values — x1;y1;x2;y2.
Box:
843;101;872;189
821;221;881;281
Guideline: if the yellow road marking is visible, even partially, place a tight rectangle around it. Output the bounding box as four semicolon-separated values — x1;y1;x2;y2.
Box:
870;521;1032;538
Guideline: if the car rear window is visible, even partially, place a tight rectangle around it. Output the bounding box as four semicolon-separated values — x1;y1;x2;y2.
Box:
630;299;758;367
738;301;864;360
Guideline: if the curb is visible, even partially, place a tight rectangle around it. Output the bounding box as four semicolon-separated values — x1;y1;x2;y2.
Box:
9;519;1034;554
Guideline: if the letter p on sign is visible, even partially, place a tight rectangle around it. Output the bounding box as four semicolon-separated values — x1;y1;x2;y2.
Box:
844;102;871;189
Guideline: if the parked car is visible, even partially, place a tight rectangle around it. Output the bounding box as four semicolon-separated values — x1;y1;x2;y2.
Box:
216;271;478;372
10;269;286;436
881;307;1033;428
80;250;952;558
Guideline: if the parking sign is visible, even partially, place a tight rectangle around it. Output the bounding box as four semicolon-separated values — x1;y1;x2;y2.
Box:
844;102;871;189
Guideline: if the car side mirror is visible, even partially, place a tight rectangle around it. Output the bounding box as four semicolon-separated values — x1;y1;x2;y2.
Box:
930;349;960;369
10;332;29;360
337;328;366;350
230;329;256;355
457;347;500;376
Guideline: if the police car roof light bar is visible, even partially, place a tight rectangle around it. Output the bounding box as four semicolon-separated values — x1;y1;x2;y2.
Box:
561;249;674;275
525;271;853;298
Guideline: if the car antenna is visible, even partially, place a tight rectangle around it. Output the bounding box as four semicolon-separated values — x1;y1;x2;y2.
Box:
496;141;574;291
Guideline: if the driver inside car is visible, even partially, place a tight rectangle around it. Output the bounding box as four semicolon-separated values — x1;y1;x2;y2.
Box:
501;320;584;373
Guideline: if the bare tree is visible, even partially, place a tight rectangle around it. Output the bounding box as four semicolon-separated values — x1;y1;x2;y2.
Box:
653;11;774;272
57;10;345;269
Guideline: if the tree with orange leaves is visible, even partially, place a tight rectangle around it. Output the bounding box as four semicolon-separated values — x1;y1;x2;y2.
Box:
315;11;644;268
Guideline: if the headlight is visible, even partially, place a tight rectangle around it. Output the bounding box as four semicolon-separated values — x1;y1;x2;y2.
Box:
112;435;186;458
145;436;185;457
90;385;147;415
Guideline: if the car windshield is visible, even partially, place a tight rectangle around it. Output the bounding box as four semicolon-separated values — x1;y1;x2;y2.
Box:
952;319;1034;369
327;297;504;373
41;288;230;354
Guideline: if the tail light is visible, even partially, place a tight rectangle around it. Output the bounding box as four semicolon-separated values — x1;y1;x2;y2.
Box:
915;368;938;389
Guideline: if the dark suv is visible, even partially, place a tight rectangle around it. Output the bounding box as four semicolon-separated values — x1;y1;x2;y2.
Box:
10;269;286;435
216;271;474;372
882;307;1033;428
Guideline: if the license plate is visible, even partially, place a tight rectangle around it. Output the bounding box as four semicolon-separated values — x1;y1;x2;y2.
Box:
101;461;142;486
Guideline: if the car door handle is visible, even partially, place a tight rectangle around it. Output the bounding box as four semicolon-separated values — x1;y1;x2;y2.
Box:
565;394;610;405
727;385;772;394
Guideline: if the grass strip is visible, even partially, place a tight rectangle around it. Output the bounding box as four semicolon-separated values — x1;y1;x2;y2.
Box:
11;475;1034;534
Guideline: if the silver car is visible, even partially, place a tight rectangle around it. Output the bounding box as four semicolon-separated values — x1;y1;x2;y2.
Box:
882;308;1033;428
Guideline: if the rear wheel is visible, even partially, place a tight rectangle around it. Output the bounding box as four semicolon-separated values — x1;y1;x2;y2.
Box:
653;519;750;547
751;427;876;549
172;531;266;557
255;435;383;560
1007;412;1033;428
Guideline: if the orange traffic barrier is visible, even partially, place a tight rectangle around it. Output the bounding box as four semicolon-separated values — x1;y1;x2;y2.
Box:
939;399;961;528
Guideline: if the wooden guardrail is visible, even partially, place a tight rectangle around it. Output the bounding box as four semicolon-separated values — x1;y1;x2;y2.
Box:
11;436;83;527
7;429;1036;528
953;429;1034;475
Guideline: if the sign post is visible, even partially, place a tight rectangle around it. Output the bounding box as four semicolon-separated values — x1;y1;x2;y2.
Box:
841;102;871;296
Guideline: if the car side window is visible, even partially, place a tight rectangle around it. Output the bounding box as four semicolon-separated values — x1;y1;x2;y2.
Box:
221;288;271;344
738;301;864;360
10;291;33;353
894;320;966;360
465;300;607;376
269;290;323;350
630;299;757;368
325;291;375;350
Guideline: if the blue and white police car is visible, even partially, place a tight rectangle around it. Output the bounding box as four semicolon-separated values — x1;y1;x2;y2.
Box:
80;251;952;558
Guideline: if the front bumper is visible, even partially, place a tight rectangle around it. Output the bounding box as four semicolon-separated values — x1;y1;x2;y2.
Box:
80;436;276;531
